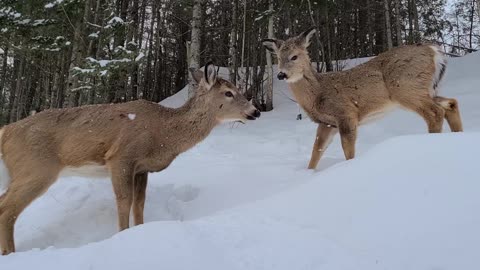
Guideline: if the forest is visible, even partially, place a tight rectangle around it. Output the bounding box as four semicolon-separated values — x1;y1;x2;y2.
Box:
0;0;478;124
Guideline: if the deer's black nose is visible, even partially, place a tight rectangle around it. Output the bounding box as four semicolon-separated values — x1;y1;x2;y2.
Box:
253;109;261;118
277;72;287;80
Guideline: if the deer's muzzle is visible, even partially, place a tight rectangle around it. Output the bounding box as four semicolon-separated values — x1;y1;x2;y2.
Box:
245;109;261;120
277;72;287;80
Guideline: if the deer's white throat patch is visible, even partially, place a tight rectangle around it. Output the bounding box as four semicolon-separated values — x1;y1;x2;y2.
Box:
286;74;303;83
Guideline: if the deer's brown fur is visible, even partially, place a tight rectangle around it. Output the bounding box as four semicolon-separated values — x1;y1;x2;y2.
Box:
263;29;463;169
0;65;260;255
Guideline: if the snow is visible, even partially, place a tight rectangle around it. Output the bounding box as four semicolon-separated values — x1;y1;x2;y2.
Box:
70;86;92;92
32;19;46;26
17;19;31;25
108;17;124;24
0;7;21;19
1;52;480;269
72;67;95;74
135;52;145;62
45;48;60;52
44;0;65;8
105;16;125;29
86;57;132;67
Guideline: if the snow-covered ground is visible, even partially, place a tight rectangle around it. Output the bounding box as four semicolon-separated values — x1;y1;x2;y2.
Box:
1;53;479;269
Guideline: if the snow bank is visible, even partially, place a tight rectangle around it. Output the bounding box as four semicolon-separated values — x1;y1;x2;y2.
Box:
1;133;479;270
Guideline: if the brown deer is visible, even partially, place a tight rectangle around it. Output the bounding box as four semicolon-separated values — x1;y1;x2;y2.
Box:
0;63;260;255
263;29;463;170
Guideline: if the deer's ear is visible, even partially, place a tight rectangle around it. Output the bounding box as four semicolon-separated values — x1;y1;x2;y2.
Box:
297;28;316;48
204;61;217;89
189;68;203;84
262;39;282;53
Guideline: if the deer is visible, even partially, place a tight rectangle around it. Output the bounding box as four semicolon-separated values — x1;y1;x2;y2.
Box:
262;29;463;170
0;63;260;255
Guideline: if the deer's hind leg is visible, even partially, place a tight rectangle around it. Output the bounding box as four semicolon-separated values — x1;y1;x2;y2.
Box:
0;163;61;255
338;119;358;160
397;97;445;133
308;124;338;169
434;96;463;132
132;172;148;226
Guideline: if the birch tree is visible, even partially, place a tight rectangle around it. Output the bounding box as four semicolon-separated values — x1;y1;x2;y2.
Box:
265;0;274;111
228;0;238;85
188;0;204;97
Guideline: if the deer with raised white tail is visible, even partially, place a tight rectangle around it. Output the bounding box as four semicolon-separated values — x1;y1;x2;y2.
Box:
0;63;260;255
263;29;463;170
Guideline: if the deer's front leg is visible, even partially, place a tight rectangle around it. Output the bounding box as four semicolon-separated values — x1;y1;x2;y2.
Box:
110;162;135;231
338;119;358;160
308;124;338;169
133;172;148;226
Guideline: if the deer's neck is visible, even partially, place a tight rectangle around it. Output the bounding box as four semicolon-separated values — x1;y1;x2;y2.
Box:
170;95;218;151
288;66;322;108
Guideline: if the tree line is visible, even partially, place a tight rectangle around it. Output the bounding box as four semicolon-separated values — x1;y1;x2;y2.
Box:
0;0;478;124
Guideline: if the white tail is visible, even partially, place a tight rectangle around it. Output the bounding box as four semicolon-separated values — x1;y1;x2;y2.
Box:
430;45;447;96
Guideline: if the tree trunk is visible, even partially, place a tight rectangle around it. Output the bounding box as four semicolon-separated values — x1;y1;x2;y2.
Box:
319;0;333;71
407;0;414;44
23;65;40;118
394;0;402;46
307;0;324;72
67;0;91;107
366;0;374;55
408;0;420;43
0;45;8;121
228;0;238;85
477;0;480;18
8;55;24;123
413;0;420;43
265;0;274;112
106;0;129;103
143;0;156;100
188;0;204;97
469;0;476;49
240;0;247;79
130;0;140;100
173;3;188;93
87;0;103;104
374;0;385;53
384;0;393;49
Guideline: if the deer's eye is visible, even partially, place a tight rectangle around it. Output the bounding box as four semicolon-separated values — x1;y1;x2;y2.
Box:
225;91;234;98
290;55;298;61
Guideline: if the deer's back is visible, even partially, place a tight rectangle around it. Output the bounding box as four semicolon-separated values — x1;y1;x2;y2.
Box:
1;100;167;167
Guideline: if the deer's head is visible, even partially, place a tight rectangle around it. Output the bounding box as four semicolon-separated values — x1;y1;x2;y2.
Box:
190;63;260;123
262;28;316;83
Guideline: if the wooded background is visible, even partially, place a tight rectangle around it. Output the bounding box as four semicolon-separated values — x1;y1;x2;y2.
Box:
0;0;478;124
